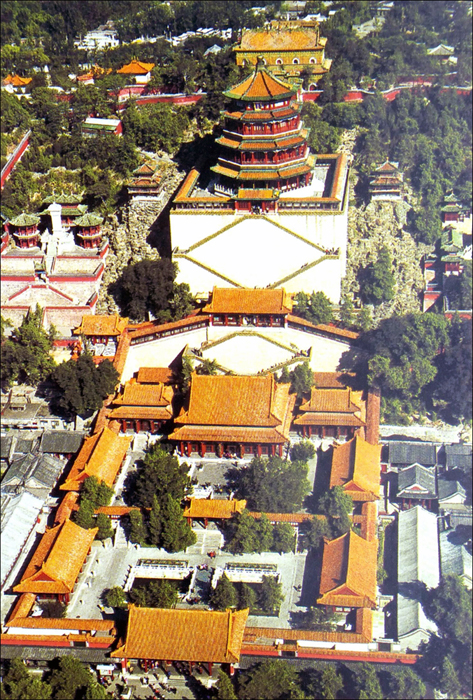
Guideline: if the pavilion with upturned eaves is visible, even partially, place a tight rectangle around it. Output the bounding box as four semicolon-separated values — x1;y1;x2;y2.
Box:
169;373;295;458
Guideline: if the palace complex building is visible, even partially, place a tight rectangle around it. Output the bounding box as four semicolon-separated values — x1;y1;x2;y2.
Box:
234;21;332;88
170;61;349;303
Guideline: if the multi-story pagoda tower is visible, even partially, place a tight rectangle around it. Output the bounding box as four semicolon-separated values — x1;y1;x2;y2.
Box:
170;60;350;302
211;58;312;213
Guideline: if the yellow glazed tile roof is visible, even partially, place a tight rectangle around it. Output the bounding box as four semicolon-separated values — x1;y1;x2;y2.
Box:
330;435;381;499
117;60;155;74
239;27;323;52
183;499;247;519
203;287;292;315
14;520;98;595
74;314;128;336
113;380;173;407
111;606;249;663
224;65;295;102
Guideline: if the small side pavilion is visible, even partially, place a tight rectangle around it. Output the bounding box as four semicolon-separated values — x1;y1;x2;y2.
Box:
294;384;366;439
109;377;174;433
111;605;249;676
183;498;246;527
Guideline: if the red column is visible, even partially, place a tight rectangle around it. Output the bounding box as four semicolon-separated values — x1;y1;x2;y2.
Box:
207;662;213;676
135;420;141;432
270;315;273;327
270;445;275;457
121;420;126;433
321;427;326;438
308;426;312;437
200;442;206;457
278;444;283;457
150;420;155;433
240;444;245;458
257;445;262;457
180;441;184;454
302;426;306;438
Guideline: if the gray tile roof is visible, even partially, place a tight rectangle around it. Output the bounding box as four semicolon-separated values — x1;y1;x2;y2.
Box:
2;453;65;491
388;442;438;466
397;464;437;500
437;477;466;502
1;436;13;459
398;506;440;586
15;437;35;454
439;530;472;582
40;430;85;455
445;444;472;469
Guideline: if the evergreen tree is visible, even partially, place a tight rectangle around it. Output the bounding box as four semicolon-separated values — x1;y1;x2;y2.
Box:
239;660;304;700
51;354;118;416
82;476;114;507
2;659;51;700
316;486;353;538
73;499;95;530
357;306;373;332
128;509;148;545
290;361;315;399
383;667;425;700
238;583;257;612
294;291;333;325
105;586;127;609
253;513;274;553
301;517;330;549
131;445;192;509
290;440;315;462
210;573;237;611
271;523;296;553
258;576;284;614
339;295;356;328
278;366;291;383
159;494;196;553
148;495;163;546
0;306;55;386
95;513;113;541
49;656;96;699
216;669;238;700
351;663;383;700
361;246;395;305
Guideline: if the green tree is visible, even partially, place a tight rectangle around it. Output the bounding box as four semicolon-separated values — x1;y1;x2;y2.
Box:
159;494;197;553
294;291;333;325
82;476;114;507
301;517;330;550
271;523;295;553
96;513;113;541
339;295;356;328
238;583;258;612
51;354;118;416
434;317;472;421
383;667;425;700
239;660;304;700
210;573;238;611
228;456;311;512
290;362;315;399
1;659;52;700
361;247;395;305
130;445;192;509
258;575;284;614
224;510;259;554
298;605;336;631
111;258;194;322
290;440;315;462
316;486;353;538
0;306;55;386
130;579;179;609
216;669;238;700
73;499;96;530
278;366;291;383
49;656;95;699
303;666;344;700
357;306;373;332
352;663;383;700
195;358;219;375
148;495;163;546
105;586;127;609
128;508;148;545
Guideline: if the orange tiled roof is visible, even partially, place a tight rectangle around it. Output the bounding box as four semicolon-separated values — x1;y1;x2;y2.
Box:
60;426;131;491
238;27;323;52
5;616;115;631
237;188;277;200
77;71;94;82
360;501;377;542
109;405;173;420
299;388;362;413
127;314;209;339
117;59;155;74
317;530;377;609
287;315;359;340
294;412;365;427
312;372;355;388
95;506;139;516
113;380;174;407
4;74;32;86
54;491;80;525
244;608;373;643
169;425;290;444
183;499;247;519
73;314;128;336
137;367;174;384
203;287;293;315
224;65;295;102
14;520;98;595
7;594;36;624
330;435;381;500
176;374;286;428
111;606;249;663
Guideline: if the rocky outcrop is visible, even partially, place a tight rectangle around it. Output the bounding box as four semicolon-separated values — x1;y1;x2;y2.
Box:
96;158;185;314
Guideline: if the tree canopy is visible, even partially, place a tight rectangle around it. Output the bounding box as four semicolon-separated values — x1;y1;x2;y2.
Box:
238;660;305;700
227;456;311;513
1;306;55;387
51;354;118;416
360;246;395;306
111;258;194;323
294;291;333;325
210;573;238;611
